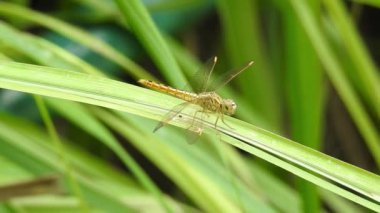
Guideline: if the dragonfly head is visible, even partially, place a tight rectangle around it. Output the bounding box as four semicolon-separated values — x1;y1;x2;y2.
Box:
222;99;237;115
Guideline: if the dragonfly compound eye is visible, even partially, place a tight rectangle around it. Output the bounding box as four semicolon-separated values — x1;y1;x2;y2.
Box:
223;99;237;115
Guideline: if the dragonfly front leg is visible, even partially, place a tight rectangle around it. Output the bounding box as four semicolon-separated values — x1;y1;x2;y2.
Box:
221;113;234;130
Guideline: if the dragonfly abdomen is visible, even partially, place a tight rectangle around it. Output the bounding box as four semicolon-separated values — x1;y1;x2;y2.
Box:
138;79;197;102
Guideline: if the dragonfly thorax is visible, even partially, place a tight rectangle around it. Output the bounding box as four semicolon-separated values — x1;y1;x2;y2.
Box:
195;92;237;116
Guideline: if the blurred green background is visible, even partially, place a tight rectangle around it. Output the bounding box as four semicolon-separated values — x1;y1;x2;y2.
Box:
0;0;379;212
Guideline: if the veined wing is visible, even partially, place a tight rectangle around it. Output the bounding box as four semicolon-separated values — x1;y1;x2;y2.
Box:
187;56;218;93
207;61;254;92
185;112;208;144
153;102;191;132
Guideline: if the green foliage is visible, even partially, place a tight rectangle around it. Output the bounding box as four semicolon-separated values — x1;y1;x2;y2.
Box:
0;1;379;212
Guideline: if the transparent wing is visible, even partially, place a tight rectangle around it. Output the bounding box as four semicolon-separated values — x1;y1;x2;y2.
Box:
187;56;218;93
207;61;254;92
153;102;191;132
185;112;208;144
185;125;203;144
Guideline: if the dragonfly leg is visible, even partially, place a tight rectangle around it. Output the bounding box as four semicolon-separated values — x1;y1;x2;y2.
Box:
187;110;203;133
214;115;220;129
221;113;234;130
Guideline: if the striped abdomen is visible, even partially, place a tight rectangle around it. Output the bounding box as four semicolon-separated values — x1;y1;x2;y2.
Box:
138;79;197;102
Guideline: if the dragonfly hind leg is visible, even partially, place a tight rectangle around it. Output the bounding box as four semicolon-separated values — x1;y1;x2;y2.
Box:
214;115;220;129
186;110;204;134
185;110;207;144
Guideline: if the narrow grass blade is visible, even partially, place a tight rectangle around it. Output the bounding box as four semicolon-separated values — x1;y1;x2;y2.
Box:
287;0;380;167
0;2;156;80
0;21;102;76
351;0;380;7
0;62;379;211
47;99;173;212
284;1;324;212
216;0;281;131
323;0;380;118
114;0;188;88
33;96;88;211
0;114;135;212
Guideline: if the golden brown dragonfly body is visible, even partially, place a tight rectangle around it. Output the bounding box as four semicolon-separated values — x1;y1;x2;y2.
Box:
139;57;253;139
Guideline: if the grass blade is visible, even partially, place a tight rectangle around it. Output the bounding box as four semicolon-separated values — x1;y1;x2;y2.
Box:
0;62;379;211
216;0;281;131
114;0;187;88
0;2;156;80
287;0;380;167
323;0;380;118
284;1;324;211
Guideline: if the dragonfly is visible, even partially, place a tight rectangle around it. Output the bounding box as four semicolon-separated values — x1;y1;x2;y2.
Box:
138;57;254;142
